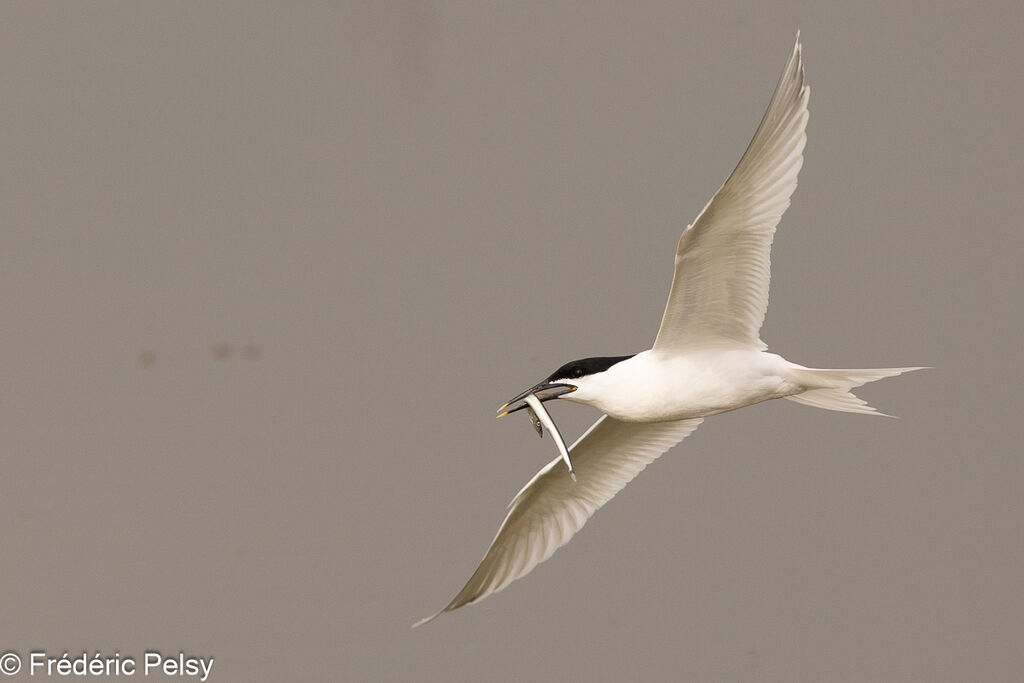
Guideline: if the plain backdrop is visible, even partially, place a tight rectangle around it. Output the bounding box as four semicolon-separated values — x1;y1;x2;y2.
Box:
2;2;1022;681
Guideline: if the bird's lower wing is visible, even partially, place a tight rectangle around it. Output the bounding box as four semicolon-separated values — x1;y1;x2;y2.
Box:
652;35;808;352
415;415;703;626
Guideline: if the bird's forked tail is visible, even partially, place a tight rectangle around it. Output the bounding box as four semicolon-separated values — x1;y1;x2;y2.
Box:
785;366;927;417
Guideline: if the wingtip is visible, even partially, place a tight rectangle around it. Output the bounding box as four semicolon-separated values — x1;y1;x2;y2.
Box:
411;610;443;629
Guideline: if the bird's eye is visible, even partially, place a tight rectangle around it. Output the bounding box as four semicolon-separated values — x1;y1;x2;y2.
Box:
571;366;585;379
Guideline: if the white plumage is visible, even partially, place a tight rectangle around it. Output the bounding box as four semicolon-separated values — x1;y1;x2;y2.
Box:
416;35;924;626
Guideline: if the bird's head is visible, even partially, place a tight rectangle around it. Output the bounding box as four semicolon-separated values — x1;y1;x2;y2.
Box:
497;355;635;417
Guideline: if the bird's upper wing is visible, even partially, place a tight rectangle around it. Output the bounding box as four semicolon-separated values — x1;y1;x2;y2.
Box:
416;415;703;625
652;36;809;352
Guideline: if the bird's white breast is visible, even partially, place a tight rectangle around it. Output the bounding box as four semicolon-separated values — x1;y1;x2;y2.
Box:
567;349;801;422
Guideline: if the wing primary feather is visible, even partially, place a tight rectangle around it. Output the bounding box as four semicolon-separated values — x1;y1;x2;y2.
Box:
414;416;703;626
653;34;809;351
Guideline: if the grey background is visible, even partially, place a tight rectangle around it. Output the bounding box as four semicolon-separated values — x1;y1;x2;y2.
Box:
2;2;1021;681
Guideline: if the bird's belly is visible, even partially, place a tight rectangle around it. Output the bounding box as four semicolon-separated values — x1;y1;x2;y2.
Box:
592;351;799;422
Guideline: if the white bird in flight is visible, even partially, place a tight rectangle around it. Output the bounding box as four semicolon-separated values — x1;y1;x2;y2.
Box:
416;35;923;626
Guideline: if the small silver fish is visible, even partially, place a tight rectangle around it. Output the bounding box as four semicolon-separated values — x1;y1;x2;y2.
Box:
523;393;575;481
526;405;544;437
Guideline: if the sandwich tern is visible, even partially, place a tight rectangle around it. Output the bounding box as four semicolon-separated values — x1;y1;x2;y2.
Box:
416;35;924;626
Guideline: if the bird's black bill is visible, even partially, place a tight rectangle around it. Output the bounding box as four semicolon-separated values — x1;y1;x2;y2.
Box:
497;382;576;417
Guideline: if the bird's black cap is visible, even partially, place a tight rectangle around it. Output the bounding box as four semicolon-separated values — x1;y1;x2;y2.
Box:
545;355;635;383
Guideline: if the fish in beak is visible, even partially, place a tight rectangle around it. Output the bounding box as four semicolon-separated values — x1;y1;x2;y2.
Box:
497;382;577;481
496;381;576;418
